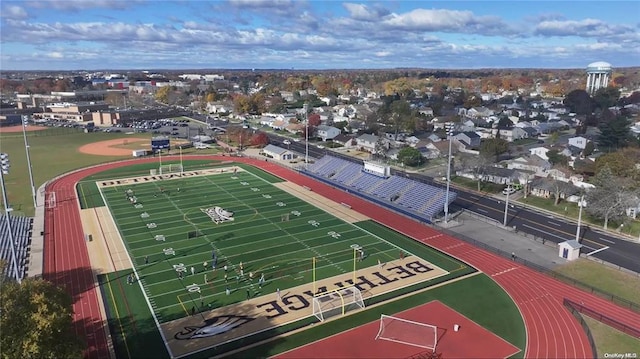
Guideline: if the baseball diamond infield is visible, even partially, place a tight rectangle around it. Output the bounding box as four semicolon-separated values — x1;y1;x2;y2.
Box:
43;154;640;359
77;137;149;156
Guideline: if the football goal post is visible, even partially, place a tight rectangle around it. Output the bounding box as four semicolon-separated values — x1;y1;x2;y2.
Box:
312;286;365;322
159;164;183;175
375;315;438;351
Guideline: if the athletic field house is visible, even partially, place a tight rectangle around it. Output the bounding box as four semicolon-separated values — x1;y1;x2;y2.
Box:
40;154;639;359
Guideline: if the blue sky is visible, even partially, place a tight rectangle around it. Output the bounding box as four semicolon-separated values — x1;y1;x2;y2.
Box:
1;1;638;71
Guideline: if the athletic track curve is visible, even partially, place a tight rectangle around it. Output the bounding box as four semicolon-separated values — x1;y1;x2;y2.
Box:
43;155;640;359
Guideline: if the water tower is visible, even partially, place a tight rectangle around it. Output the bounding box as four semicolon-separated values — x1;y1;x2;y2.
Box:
585;61;612;94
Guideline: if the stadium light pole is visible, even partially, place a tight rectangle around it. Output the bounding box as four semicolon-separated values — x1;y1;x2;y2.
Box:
21;116;37;209
576;195;585;242
1;153;22;283
179;146;184;176
443;123;454;223
304;103;309;169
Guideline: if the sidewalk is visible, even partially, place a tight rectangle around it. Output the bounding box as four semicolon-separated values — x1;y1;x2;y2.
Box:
437;211;567;270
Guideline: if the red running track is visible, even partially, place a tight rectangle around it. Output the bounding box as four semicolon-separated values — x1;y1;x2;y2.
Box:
43;156;640;359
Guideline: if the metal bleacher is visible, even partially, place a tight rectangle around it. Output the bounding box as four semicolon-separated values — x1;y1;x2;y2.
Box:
304;155;457;221
0;214;33;281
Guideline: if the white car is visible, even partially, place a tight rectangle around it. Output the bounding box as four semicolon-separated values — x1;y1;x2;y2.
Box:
316;144;325;149
283;140;291;145
502;187;516;195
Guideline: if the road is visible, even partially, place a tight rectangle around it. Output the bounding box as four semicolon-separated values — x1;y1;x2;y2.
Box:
265;132;640;274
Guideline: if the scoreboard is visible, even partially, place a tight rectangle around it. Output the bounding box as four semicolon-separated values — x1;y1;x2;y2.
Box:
151;136;170;151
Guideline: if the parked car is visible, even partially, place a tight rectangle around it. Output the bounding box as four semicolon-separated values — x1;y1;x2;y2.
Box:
502;187;516;195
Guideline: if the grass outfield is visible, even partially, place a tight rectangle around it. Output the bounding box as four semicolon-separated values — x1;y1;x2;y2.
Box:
0;128;152;216
94;164;528;358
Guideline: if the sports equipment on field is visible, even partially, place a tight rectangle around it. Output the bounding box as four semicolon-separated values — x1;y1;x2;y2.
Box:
375;314;438;350
312;286;365;322
159;164;183;175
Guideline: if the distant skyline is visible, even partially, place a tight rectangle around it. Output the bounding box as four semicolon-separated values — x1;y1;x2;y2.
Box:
1;1;639;71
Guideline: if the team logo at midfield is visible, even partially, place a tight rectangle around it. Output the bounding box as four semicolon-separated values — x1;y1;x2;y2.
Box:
201;206;235;224
174;315;255;340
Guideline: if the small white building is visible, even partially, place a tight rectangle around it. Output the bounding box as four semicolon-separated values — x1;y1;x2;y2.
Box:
558;240;582;261
262;144;296;161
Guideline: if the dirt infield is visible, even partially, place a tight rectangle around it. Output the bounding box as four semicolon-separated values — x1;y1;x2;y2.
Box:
0;125;48;133
78;137;149;156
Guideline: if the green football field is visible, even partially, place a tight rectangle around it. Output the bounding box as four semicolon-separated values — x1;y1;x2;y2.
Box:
99;167;467;325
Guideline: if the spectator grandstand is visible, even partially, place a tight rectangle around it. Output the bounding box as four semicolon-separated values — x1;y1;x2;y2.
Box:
302;155;456;221
0;214;33;281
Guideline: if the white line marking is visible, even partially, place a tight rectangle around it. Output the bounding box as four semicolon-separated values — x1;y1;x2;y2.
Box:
521;223;567;241
581;244;597;251
548;221;562;227
476;208;488;213
598;237;615;245
587;246;610;256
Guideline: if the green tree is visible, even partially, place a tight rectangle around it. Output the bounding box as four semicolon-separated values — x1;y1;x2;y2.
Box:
397;146;424;167
385;99;416;140
594;148;640;181
480;138;509;162
598;116;632;150
582;141;595;156
547;149;568;166
564;89;594;115
593;86;621;109
0;274;83;359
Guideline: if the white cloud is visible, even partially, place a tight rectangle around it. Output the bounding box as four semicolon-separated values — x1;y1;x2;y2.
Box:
1;5;28;19
343;3;390;21
27;0;139;11
535;18;635;39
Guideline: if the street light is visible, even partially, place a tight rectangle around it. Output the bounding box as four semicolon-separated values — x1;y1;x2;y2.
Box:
576;195;586;242
21;116;37;209
503;182;512;226
443;123;454;223
1;153;22;283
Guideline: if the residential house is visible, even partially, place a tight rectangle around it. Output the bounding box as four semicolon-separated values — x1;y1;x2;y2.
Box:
454;132;481;148
316;125;341;141
333;134;356;147
529;177;580;201
507;155;551;176
529;147;550;160
547;167;574;182
467;106;494;119
419;140;452;159
568;136;590;149
285;123;304;134
405;136;420;146
356;133;380;153
456;166;530;185
512;127;537;140
427;133;442;142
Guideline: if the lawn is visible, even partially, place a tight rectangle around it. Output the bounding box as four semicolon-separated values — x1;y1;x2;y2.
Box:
553;259;640;306
582;316;640;357
0;128;154;216
93;164;528;358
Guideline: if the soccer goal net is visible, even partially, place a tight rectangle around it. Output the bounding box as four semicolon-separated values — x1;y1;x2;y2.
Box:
312;286;365;322
159;164;183;175
375;315;438;351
